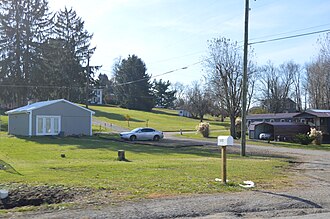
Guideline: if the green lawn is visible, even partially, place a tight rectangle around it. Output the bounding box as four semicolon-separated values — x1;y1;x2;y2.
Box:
0;114;8;132
0;134;290;200
89;105;230;132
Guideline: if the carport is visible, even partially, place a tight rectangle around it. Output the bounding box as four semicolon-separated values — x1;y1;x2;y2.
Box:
249;122;310;141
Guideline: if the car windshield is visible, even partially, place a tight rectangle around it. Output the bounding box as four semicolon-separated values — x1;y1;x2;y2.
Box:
131;128;141;133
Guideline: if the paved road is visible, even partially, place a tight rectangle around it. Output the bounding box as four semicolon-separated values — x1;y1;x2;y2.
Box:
6;134;330;219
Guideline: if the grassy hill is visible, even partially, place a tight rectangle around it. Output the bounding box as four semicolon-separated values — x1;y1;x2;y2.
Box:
90;105;230;132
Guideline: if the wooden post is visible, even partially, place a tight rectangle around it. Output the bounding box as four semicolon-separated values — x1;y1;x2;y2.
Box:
118;150;125;161
221;146;227;184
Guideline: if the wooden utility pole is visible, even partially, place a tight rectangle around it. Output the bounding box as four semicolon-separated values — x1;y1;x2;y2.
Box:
85;52;90;109
241;0;250;156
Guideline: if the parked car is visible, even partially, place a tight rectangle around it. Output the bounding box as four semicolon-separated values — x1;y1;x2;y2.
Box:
259;133;273;140
120;127;164;141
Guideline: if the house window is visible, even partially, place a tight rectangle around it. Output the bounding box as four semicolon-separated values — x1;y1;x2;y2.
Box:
270;119;274;122
36;116;61;136
301;119;305;123
280;119;285;122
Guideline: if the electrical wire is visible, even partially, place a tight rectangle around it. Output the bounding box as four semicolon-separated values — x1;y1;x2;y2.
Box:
249;28;330;45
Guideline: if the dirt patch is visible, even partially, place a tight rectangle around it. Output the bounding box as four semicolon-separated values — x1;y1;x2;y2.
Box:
0;185;92;209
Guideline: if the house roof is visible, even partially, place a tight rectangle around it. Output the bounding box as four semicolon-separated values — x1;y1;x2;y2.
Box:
247;113;300;120
306;109;330;117
294;109;330;118
5;99;95;115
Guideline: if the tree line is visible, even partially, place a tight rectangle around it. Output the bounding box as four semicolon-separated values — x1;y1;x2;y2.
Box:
0;0;94;107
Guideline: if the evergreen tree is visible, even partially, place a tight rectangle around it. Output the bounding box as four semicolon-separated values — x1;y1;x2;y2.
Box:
113;55;154;111
0;0;52;106
51;7;95;103
153;79;176;108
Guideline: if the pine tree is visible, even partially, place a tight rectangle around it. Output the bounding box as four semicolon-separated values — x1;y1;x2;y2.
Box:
51;7;95;102
0;0;52;106
113;55;154;111
153;79;176;108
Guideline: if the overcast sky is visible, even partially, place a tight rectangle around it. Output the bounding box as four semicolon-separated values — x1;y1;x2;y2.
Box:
48;0;330;85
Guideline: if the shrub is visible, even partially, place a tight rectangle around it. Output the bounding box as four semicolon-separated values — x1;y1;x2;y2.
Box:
293;133;314;145
196;122;210;138
309;128;322;145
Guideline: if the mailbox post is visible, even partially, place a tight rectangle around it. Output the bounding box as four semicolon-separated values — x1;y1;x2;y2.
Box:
217;136;234;185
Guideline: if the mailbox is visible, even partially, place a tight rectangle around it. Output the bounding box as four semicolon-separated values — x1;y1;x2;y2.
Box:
217;136;234;146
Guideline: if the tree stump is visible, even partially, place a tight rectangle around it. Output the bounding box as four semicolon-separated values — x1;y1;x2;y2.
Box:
118;150;126;161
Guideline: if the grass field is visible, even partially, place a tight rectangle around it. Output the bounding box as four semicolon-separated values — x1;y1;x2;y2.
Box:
0;134;290;200
0;114;8;132
89;105;230;132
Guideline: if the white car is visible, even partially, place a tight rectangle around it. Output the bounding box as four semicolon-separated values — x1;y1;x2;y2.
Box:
259;133;273;140
120;127;164;141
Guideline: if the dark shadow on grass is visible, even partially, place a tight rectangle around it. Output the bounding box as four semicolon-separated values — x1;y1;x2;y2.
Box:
151;109;177;116
256;190;323;209
92;108;144;122
15;135;222;158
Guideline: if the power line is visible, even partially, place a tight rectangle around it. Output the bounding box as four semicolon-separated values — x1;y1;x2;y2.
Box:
249;28;330;45
116;61;202;86
249;23;330;42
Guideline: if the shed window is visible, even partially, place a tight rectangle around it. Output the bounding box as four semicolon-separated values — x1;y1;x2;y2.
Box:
36;116;61;136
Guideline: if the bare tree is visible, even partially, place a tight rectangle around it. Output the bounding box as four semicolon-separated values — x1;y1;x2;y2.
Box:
306;57;330;109
258;61;296;113
306;33;330;109
204;37;249;138
286;61;303;112
185;81;212;121
171;82;186;108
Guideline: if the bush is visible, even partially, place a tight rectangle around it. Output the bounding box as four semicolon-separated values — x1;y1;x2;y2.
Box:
196;122;210;138
293;133;314;145
309;128;322;145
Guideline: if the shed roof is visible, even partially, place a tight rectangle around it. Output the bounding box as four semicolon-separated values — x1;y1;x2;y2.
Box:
249;121;308;131
5;99;95;115
247;113;299;120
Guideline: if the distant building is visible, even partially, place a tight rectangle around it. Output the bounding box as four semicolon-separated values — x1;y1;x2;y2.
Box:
247;112;299;127
262;98;298;113
249;122;310;141
178;110;192;118
246;109;330;143
90;89;103;105
293;109;330;143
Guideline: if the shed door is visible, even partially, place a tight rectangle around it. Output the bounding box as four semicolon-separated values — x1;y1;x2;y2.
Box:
36;116;61;136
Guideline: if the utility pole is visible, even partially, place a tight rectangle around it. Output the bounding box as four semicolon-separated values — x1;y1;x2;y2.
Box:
85;51;90;109
241;0;250;156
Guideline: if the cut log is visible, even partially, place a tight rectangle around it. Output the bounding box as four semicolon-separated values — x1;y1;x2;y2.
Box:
118;150;126;161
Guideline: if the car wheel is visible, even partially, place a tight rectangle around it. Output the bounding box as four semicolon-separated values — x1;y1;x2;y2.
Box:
153;135;160;141
130;135;136;141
